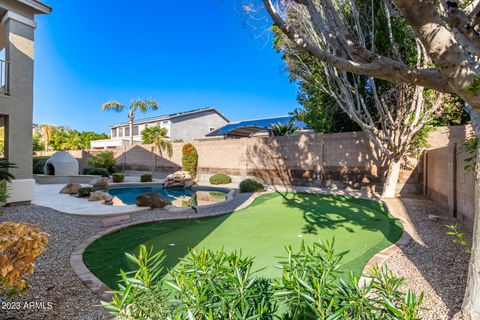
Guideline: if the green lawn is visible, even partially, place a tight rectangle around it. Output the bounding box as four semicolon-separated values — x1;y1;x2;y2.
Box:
83;192;403;289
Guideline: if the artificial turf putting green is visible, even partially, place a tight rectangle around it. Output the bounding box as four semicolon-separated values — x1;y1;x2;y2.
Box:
83;192;403;289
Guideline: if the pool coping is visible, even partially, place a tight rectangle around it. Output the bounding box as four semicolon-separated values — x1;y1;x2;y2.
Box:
70;191;412;301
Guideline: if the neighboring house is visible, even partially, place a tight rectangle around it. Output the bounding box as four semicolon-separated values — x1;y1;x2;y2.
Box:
204;116;309;139
0;0;51;203
91;107;229;149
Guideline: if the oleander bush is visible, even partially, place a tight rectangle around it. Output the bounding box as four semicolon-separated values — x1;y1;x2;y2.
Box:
77;187;95;198
83;167;110;177
103;240;424;319
182;143;198;179
0;222;48;295
87;151;116;174
32;156;50;174
239;178;264;193
140;174;153;182
209;173;232;185
112;173;125;183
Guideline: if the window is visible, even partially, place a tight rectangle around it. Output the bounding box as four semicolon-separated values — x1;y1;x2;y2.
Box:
133;125;139;135
111;128;117;138
0;116;8;159
209;127;216;132
124;127;130;137
118;128;123;137
162;121;169;125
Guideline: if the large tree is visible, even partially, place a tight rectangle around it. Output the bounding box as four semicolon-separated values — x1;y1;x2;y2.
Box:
101;99;159;146
259;0;480;318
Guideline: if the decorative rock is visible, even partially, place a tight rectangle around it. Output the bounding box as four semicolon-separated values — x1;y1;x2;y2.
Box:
136;192;171;209
164;170;194;188
59;183;81;195
88;191;113;202
90;177;109;189
103;196;124;206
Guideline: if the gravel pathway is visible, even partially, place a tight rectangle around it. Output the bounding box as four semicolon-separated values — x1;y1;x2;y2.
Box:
0;194;472;319
386;197;471;320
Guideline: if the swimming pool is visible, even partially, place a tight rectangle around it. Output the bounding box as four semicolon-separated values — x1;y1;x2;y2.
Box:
107;185;228;207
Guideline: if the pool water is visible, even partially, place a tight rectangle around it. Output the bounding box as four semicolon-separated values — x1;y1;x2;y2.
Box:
107;185;227;207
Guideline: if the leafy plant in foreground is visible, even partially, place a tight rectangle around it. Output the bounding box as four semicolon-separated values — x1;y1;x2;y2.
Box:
446;224;472;254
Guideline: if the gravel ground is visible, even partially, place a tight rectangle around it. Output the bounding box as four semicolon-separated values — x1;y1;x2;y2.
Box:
0;195;472;319
386;197;471;320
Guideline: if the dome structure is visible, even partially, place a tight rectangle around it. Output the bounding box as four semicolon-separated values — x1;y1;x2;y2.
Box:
44;151;79;176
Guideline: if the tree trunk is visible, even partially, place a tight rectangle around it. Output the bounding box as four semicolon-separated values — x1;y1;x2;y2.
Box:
129;119;133;146
381;159;401;199
463;108;480;320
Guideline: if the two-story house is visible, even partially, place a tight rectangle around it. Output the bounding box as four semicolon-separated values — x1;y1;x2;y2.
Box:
91;107;229;149
0;0;51;203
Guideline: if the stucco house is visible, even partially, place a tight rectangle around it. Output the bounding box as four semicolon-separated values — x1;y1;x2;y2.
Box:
91;107;229;149
0;0;51;203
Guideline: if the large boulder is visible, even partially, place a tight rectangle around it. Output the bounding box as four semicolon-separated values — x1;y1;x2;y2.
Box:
59;183;81;195
90;177;110;189
164;171;194;188
103;196;125;206
136;192;171;209
88;191;114;202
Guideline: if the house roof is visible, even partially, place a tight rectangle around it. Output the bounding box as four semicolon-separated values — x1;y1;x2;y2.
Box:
206;116;308;138
17;0;52;14
109;107;229;128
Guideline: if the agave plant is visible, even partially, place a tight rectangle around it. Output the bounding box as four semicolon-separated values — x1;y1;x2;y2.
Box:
270;122;300;136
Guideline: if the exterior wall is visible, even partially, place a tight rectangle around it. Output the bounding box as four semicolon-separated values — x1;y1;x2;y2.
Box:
169;111;228;142
0;11;35;179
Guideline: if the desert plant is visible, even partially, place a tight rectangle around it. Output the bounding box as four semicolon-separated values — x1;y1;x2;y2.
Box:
87;151;116;174
275;239;424;319
112;173;125;183
83;168;110;177
77;187;95;198
239;178;264;193
140;174;153;182
182;143;198;179
0;222;48;295
209;173;232;185
32;156;49;174
270;122;300;137
0;161;17;182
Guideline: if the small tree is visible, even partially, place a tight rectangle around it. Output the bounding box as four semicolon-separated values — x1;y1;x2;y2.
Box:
141;126;173;158
101;99;159;146
39;124;52;152
88;151;116;173
182;143;198;179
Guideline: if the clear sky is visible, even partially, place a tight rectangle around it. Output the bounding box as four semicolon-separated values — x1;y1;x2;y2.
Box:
33;0;299;133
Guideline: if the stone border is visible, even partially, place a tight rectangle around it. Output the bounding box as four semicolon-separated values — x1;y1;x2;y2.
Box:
71;190;412;301
359;198;413;284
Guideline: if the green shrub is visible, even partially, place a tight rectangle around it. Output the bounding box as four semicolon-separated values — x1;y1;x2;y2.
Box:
209;173;231;185
83;167;110;177
140;174;152;182
87;151;116;173
103;241;424;319
112;173;125;183
77;187;95;198
182;143;198;179
239;178;264;193
0;180;7;204
33;156;50;174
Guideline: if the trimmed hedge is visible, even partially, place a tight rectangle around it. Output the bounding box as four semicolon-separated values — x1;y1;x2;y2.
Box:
33;156;50;174
112;173;125;183
140;174;153;182
209;173;231;185
83;167;110;177
77;187;95;198
182;143;198;179
239;179;264;193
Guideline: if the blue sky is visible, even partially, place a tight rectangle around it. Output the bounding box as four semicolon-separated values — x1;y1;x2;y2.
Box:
33;0;299;133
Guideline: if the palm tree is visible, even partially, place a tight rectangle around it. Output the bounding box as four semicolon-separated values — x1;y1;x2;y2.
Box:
141;126;173;158
101;98;159;146
270;122;300;137
40;124;52;152
0;160;16;182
